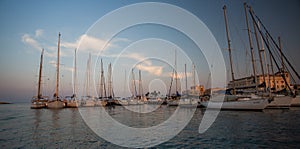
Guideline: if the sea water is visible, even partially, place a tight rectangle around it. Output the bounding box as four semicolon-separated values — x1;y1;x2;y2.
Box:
0;103;300;148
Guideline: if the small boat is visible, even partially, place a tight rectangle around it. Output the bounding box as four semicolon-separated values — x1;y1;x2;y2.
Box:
128;97;145;105
66;100;79;108
127;69;145;105
95;58;108;107
167;96;180;106
291;95;300;106
31;49;47;109
146;91;164;105
66;49;79;108
81;96;95;107
178;64;199;108
47;33;65;109
178;97;199;108
81;54;95;107
47;98;65;109
117;98;129;106
95;98;107;107
266;95;292;109
31;98;48;109
65;95;80;108
201;95;269;111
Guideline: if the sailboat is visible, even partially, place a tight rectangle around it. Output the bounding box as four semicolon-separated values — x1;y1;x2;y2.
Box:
263;35;292;108
47;33;66;109
128;69;145;105
246;4;296;108
95;59;107;107
167;50;180;106
179;64;199;108
201;5;269;110
66;49;80;108
31;49;48;109
81;53;95;107
291;84;300;106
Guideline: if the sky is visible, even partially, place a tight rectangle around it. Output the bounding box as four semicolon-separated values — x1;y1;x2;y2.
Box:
0;0;299;102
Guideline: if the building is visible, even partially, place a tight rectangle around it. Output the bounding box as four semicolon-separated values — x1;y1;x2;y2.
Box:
187;85;205;96
228;71;290;92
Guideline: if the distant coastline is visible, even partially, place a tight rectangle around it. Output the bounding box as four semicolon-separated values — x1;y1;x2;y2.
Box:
0;101;12;104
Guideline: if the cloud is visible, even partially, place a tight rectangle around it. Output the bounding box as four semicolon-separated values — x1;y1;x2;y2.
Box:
61;34;117;54
136;64;163;76
22;34;42;51
164;71;192;79
103;52;152;66
22;30;130;58
35;29;44;37
48;60;74;72
48;60;57;67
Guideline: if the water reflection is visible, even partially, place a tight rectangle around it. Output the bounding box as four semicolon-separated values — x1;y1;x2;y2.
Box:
79;105;197;148
32;109;42;147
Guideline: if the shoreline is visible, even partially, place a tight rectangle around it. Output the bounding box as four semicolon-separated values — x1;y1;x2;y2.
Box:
0;102;12;104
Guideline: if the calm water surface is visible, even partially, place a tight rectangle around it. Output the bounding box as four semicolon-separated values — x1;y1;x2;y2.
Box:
0;103;300;148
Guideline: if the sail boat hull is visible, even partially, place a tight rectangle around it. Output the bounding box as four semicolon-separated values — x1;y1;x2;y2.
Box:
266;95;292;108
66;100;80;108
47;100;65;109
31;101;46;109
201;98;269;111
291;96;300;106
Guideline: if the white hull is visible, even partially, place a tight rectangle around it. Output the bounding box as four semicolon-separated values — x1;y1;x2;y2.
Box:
95;100;107;107
267;95;292;108
118;100;129;106
31;101;46;109
47;100;65;109
147;100;164;105
128;98;145;105
167;100;179;106
66;100;80;108
201;99;269;110
291;96;300;107
178;98;198;108
81;100;95;107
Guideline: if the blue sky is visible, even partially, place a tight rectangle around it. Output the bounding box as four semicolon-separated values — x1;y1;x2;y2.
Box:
0;0;299;102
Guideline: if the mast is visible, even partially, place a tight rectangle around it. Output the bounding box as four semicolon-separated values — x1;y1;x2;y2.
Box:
223;5;236;95
258;23;271;95
123;70;126;96
175;49;178;93
132;69;137;97
252;10;266;92
138;69;143;98
250;8;300;81
185;64;187;93
87;53;91;97
107;63;112;98
266;34;276;92
168;69;174;97
37;49;44;100
278;37;285;72
99;59;106;98
244;3;258;93
192;63;196;94
73;49;77;98
248;7;293;94
55;33;61;100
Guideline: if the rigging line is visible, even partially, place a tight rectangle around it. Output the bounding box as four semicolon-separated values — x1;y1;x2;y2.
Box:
168;69;175;97
278;40;297;84
281;39;298;71
264;34;297;84
251;9;300;81
248;8;293;94
229;10;250;77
